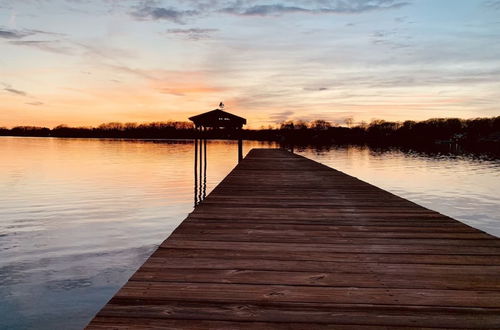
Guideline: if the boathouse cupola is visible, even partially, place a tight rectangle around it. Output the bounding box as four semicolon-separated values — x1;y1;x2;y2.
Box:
188;105;247;130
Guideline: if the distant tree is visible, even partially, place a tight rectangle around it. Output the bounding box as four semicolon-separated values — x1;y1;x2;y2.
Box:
358;121;368;129
280;121;295;130
124;122;138;130
98;122;124;130
10;126;50;136
294;120;308;130
344;117;354;128
310;120;332;130
2;115;498;152
402;120;417;130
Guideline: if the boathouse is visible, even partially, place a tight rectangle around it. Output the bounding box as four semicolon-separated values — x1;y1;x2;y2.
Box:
189;106;246;130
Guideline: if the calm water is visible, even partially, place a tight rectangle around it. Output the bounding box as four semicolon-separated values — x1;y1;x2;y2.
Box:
1;137;499;329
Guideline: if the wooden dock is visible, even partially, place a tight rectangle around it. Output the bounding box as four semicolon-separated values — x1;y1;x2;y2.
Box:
87;149;500;329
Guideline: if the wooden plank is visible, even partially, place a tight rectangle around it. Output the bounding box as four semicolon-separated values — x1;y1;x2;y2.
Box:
155;248;500;265
130;268;500;290
162;239;500;255
89;316;448;329
139;256;500;276
178;222;490;237
86;149;500;329
169;230;499;246
93;303;500;329
113;282;500;308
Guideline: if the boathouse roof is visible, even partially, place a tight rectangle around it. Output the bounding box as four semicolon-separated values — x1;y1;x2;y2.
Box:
188;109;247;128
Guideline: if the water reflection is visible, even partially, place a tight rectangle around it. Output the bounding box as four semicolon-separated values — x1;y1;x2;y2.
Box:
194;139;207;206
0;137;275;330
194;139;245;206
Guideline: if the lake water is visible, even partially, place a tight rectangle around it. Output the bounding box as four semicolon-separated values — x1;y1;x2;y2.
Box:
0;137;499;329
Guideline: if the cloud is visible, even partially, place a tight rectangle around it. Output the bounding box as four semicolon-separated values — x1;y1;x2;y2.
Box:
0;27;31;39
304;87;329;91
371;29;412;49
76;41;138;60
130;4;198;23
26;29;66;37
5;87;27;96
26;101;44;106
221;4;308;16
157;84;226;96
221;0;410;16
484;0;500;10
1;26;72;54
103;63;157;80
0;26;64;40
166;28;218;40
269;110;294;123
128;0;410;22
7;40;74;55
2;84;27;96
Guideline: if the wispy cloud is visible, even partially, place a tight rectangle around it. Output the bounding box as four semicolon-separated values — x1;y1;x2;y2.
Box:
221;4;308;16
304;86;329;91
129;0;410;22
2;83;28;96
371;29;412;49
166;28;218;40
7;40;74;55
269;110;294;123
0;26;64;40
76;41;138;60
1;26;72;54
103;63;157;80
26;101;44;106
5;87;27;96
0;28;28;39
221;0;410;16
130;3;198;23
484;0;500;10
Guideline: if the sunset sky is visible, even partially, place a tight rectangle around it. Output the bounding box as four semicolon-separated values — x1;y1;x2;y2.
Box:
1;0;499;128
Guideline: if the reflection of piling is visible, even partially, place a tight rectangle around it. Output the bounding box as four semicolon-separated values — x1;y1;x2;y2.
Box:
194;139;207;206
194;139;243;206
280;142;294;154
194;139;198;206
238;139;243;163
198;138;202;204
203;139;207;200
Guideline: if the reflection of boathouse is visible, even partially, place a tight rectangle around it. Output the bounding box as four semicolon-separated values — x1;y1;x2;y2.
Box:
189;108;246;130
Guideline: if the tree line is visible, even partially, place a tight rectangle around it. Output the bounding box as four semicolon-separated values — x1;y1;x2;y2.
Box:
1;116;499;152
